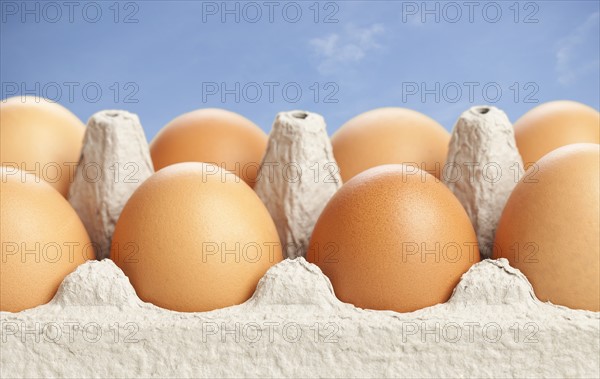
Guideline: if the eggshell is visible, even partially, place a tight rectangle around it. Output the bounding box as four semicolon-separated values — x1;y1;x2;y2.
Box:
0;168;92;312
306;164;480;313
110;162;283;312
331;107;450;182
494;143;599;311
149;108;268;187
0;96;85;197
514;100;600;168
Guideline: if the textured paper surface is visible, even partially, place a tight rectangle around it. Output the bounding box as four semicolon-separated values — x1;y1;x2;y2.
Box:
68;110;154;260
444;106;524;258
1;258;598;378
255;110;342;258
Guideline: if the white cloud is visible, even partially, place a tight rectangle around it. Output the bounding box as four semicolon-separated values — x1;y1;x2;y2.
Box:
309;24;385;74
555;12;600;86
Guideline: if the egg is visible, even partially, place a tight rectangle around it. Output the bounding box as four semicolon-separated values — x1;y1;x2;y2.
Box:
110;162;283;312
149;108;268;187
331;107;450;182
494;143;599;311
514;100;600;168
306;164;480;313
0;168;92;312
0;96;86;197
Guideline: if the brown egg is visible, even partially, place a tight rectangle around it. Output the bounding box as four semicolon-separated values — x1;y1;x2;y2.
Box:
331;107;450;182
306;164;479;313
111;162;283;312
514;100;600;168
149;108;268;187
494;143;599;311
0;168;93;312
0;96;86;197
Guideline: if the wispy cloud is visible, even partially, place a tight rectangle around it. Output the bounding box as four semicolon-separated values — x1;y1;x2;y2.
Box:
555;12;600;86
309;24;385;75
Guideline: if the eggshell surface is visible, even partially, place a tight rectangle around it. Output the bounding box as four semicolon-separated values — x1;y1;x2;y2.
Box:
514;100;600;167
494;143;600;311
149;108;267;187
306;164;480;313
110;162;283;312
0;169;92;312
0;96;85;197
331;108;450;182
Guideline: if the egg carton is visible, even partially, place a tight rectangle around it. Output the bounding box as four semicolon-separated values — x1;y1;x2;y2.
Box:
1;257;598;378
2;108;599;378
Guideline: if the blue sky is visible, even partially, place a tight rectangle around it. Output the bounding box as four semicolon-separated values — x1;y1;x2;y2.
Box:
1;0;599;139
